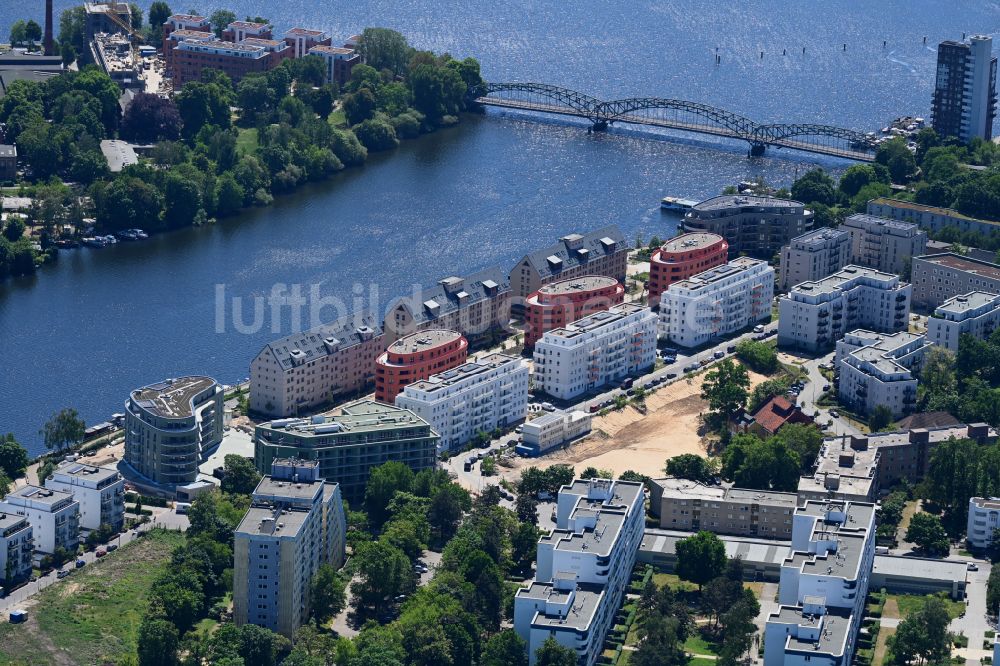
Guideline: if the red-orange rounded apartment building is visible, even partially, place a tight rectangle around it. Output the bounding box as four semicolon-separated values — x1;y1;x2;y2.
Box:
375;329;469;403
648;233;729;306
524;275;625;348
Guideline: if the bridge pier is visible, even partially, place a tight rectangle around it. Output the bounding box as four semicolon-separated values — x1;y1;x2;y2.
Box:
591;120;608;132
749;142;767;157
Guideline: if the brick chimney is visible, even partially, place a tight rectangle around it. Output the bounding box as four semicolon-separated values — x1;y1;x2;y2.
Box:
44;0;55;56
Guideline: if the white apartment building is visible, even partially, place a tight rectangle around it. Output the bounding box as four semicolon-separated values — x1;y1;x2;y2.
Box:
659;257;774;347
779;227;851;291
835;330;932;418
514;479;645;666
0;513;33;585
45;461;125;532
0;485;80;555
764;500;877;666
967;497;1000;551
250;314;384;418
395;353;529;452
519;409;593;457
841;214;927;275
233;459;346;638
533;303;657;401
927;291;1000;352
778;266;912;353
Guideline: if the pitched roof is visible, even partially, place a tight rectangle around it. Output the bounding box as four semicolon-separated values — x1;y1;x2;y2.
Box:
391;265;510;325
895;411;961;430
750;395;812;435
519;225;628;279
257;312;383;370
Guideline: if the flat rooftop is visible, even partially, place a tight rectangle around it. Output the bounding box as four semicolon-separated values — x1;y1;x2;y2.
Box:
227;21;268;29
790;227;849;247
286;27;327;36
258;400;430;439
253;475;322;502
131;376;217;419
872;555;968;581
652;477;796;507
671;256;767;291
844;213;921;233
870;197;991;224
935;291;1000;316
659;232;725;253
545;302;648;339
790;264;898;296
0;144;15;158
528;583;604;631
166;13;207;22
7;484;74;508
309;45;354;55
972;497;1000;511
641;528;790;566
403;353;521;393
776;606;852;657
692;194;804;212
387;329;463;355
236;505;308;538
177;39;268;55
537;275;619;296
915;253;1000;281
53;461;120;484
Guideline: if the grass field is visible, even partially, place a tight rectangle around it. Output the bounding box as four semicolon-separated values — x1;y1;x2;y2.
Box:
651;572;698;592
0;528;184;666
328;108;347;128
684;631;720;657
888;593;965;620
236;127;259;155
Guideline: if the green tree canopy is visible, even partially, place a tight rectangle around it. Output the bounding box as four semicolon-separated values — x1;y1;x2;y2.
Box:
675;530;726;590
700;359;750;418
905;512;950;556
40;408;85;453
664;453;714;482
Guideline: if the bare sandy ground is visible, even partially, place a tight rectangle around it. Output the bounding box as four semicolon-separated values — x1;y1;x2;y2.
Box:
506;369;768;479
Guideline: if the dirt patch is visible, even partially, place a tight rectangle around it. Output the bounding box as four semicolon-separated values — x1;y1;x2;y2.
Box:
882;598;900;620
874;626;896;665
506;369;769;478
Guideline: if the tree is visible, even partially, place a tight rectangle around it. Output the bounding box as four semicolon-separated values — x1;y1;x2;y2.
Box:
9;21;28;47
514;491;539;525
162;172;202;228
150;568;204;633
353;116;398;152
310;563;347;624
342;88;377;125
664;453;714;482
905;512;950;556
209;10;237;37
137;615;179;666
2;218;24;243
675;531;726;590
96;176;164;232
888;596;952;665
771;423;823;472
24;21;42;44
40;408;85;453
876;138;917;183
148;1;172;32
701;359;750;418
918;346;958;411
701;574;743;626
409;64;466;124
748;377;790;412
481;630;528;666
121;93;181;142
869;404;895;432
220;455;261;495
534;637;577;666
364;461;414;527
734;340;779;374
427;483;470;542
358;28;410;76
790;169;837;206
0;434;29;480
988;564;1000;613
839;163;882;198
545;464;575;493
209;623;289;666
175;81;232;138
215;172;245;215
350;540;412;615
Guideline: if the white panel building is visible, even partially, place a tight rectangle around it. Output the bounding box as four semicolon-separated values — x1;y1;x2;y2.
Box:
514;479;645;666
0;513;33;585
835;330;932;418
779;227;851;291
519;409;593;457
841;214;927;275
658;257;774;348
764;500;877;666
395;353;529;452
778;266;912;353
967;497;1000;551
533;303;657;401
45;461;126;532
0;485;80;555
927;291;1000;352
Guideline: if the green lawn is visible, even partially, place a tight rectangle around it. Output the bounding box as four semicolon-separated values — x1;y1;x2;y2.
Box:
0;529;184;666
688;658;718;666
236;127;259;155
684;631;720;657
652;572;698;592
888;593;965;621
328;108;348;128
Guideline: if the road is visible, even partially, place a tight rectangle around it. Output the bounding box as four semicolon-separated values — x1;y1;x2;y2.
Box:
949;561;993;665
792;351;862;437
0;506;188;614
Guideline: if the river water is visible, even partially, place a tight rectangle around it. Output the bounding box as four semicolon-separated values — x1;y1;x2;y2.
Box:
2;1;999;455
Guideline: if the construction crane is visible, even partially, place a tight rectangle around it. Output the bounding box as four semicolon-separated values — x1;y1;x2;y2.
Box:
97;1;144;43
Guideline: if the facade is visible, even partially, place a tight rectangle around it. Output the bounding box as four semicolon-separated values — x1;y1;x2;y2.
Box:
249;314;384;418
841;213;927;275
254;400;439;502
533;303;658;401
384;266;510;345
518;409;593;457
395;353;529;452
764;500;877;666
514;479;645;666
0;485;80;554
867;197;1000;238
221;21;271;42
0;513;33;586
648;232;728;305
683;195;814;258
161;14;211;70
284;28;331;58
0;144;17;181
84;2;133;39
779;227;851;291
169;37;292;86
308;45;360;86
124;376;224;488
778;266;912;353
658;257;774;348
835;330;932;417
233;459;346;637
374;329;468;403
648;477;797;539
967;497;1000;551
911;253;1000;310
44;461;125;532
510;226;629;309
927;291;1000;351
524;275;624;348
931;36;998;142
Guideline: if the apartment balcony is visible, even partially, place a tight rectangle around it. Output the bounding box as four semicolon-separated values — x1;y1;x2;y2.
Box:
895;304;906;312
896;294;907;302
818;310;830;319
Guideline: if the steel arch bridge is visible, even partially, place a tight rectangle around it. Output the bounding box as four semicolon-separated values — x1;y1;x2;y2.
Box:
475;82;877;161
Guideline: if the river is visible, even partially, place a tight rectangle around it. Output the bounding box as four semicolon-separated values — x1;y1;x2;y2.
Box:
2;1;999;455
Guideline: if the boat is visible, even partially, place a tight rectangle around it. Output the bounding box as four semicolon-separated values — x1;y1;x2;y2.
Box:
116;230;139;241
660;196;699;212
82;237;109;248
54;239;80;249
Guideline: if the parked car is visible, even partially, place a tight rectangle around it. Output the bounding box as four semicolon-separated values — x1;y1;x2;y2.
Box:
514;425;523;434
823;384;831;392
829;410;840;418
620;378;634;390
95;548;107;558
107;544;119;552
75;559;86;569
714;350;725;359
967;562;979;571
590;404;601;413
666;373;677;379
727;344;737;353
753;324;765;333
56;570;69;579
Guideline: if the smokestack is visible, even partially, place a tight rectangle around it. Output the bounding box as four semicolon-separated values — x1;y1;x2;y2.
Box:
44;0;55;56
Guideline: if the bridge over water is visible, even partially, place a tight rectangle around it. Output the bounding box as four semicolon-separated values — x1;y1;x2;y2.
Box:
475;82;877;162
